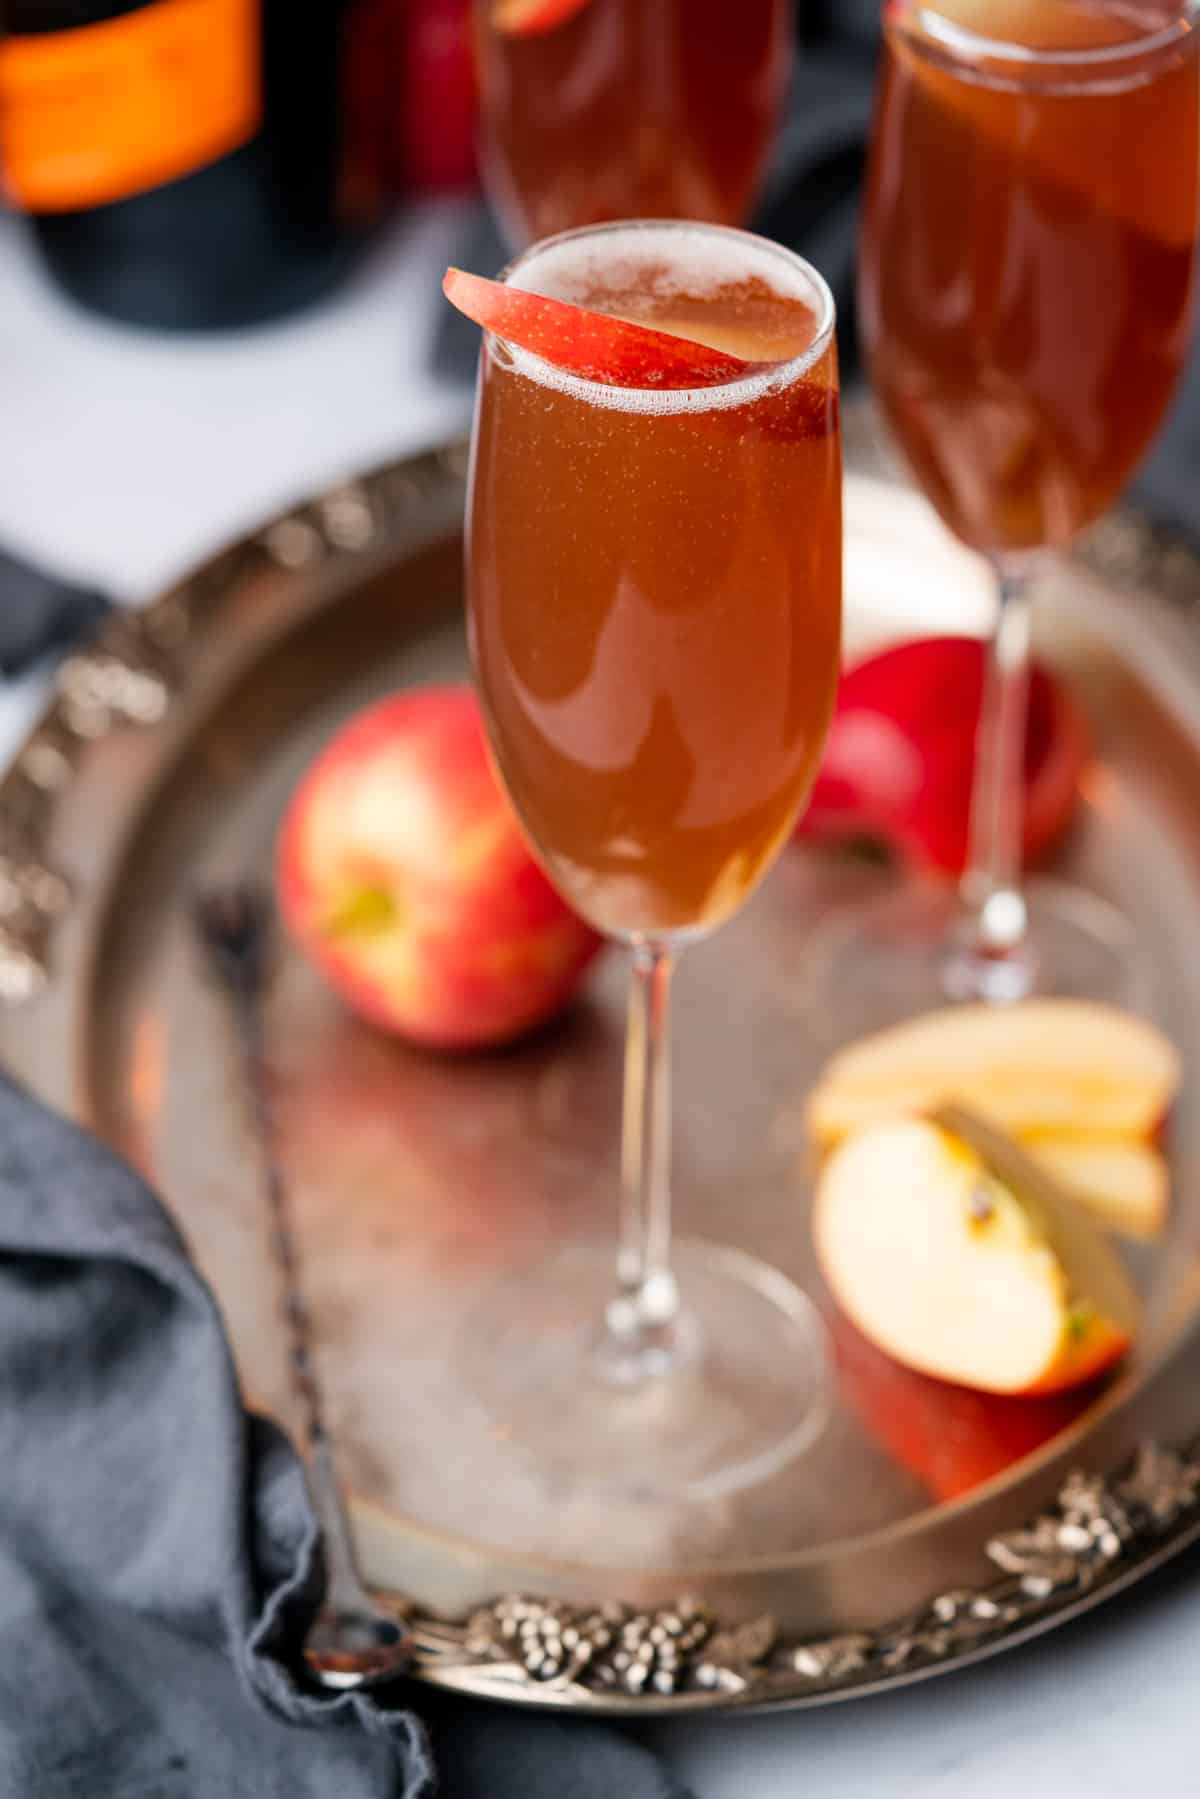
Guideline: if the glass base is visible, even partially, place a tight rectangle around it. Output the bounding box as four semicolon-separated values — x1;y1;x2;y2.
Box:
798;875;1151;1043
459;1238;831;1503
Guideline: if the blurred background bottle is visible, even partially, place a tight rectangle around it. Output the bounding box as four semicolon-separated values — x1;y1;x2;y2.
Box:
0;0;474;332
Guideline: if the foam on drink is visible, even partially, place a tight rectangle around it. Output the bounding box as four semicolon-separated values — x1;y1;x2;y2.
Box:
497;224;833;418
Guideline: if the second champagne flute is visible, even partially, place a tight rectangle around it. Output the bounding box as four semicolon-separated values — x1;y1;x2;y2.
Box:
810;0;1199;1027
459;221;842;1499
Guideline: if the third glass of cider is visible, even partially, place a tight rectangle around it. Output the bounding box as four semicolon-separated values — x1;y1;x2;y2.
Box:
800;0;1200;1029
862;0;1200;554
473;0;793;247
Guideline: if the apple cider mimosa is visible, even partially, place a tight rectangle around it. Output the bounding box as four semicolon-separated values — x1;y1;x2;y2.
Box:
861;0;1200;554
468;226;842;940
802;0;1200;1032
450;221;841;1499
474;0;792;246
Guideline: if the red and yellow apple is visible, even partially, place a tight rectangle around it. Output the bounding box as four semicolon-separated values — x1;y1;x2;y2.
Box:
276;685;603;1050
815;1118;1139;1395
799;636;1089;878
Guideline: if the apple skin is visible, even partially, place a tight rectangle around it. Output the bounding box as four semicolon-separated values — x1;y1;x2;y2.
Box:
493;0;593;36
798;636;1089;877
276;686;604;1051
831;1311;1096;1501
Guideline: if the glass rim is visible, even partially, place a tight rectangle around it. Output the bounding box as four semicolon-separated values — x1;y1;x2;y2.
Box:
488;218;837;411
893;1;1200;70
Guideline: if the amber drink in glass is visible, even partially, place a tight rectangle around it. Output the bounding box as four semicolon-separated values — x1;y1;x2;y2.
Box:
813;0;1200;1024
474;0;793;246
464;221;841;1497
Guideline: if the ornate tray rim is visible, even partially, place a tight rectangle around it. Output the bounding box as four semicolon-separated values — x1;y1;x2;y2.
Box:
4;427;1200;1715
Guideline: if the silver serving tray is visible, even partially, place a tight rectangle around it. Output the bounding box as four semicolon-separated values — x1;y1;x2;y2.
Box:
4;409;1200;1715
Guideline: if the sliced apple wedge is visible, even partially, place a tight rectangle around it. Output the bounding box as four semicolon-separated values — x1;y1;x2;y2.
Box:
815;1118;1138;1395
443;268;755;389
1022;1135;1168;1242
808;1000;1179;1146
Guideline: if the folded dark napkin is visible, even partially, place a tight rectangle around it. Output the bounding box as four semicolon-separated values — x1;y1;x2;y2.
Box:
0;547;110;678
0;1073;691;1798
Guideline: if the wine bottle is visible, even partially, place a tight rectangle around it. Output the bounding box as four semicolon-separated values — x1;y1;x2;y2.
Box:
0;0;379;331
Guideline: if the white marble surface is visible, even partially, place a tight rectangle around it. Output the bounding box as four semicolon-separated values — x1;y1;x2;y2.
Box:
2;203;1197;1797
652;1552;1200;1793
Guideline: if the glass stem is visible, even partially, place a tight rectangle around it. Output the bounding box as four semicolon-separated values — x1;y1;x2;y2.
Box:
958;558;1038;987
607;940;682;1358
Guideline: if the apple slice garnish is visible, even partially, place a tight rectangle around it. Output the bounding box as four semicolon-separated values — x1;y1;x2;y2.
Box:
815;1117;1138;1395
443;267;753;390
493;0;593;34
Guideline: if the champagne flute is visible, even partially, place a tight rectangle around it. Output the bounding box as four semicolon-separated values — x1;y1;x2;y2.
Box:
809;0;1199;1026
473;0;793;247
461;220;841;1498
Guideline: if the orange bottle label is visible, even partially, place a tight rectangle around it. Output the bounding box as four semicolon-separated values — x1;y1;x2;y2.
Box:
0;0;261;213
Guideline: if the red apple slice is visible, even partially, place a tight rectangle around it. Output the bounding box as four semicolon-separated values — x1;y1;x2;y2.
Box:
443;268;753;390
493;0;593;34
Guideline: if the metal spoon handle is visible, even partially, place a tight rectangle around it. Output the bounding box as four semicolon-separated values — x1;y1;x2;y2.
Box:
234;997;372;1606
232;986;329;1457
196;887;412;1685
197;890;385;1612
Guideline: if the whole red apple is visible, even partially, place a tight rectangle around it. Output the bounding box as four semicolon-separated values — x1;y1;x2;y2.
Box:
276;686;603;1050
799;636;1089;877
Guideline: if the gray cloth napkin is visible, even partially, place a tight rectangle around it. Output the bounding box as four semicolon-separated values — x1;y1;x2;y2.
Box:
0;1072;692;1798
0;547;109;677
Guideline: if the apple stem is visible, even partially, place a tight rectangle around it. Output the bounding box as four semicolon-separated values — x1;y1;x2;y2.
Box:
601;940;685;1373
951;557;1040;1003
